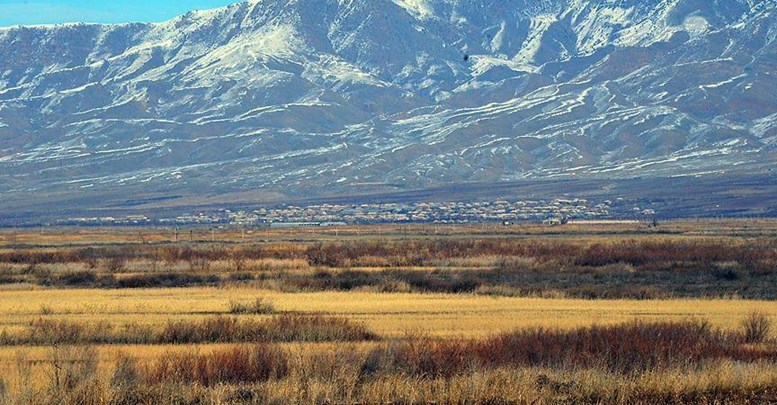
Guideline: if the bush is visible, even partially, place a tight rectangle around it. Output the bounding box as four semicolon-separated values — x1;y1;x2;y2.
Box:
2;315;378;346
229;298;275;315
202;345;288;385
110;354;143;405
104;256;127;272
28;319;86;344
475;320;727;373
111;354;139;389
228;272;255;282
147;345;288;386
117;273;219;288
58;270;97;286
49;345;98;398
263;314;379;342
363;321;745;378
741;311;772;344
159;314;377;344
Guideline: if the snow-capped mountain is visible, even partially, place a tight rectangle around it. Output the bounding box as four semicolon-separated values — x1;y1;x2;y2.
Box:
0;0;775;214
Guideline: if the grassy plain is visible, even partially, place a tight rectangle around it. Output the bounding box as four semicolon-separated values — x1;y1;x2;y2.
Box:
0;220;775;403
0;288;775;338
2;218;776;248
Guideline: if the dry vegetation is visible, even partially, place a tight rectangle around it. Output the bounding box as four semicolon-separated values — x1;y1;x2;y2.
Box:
1;319;776;404
1;234;776;299
0;314;376;346
0;221;775;404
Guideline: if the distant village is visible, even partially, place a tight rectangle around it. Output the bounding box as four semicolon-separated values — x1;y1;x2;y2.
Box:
57;197;658;227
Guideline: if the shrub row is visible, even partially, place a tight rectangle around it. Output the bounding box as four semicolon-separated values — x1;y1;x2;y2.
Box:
159;314;377;344
4;319;776;404
146;345;288;386
364;320;776;379
35;271;221;289
262;266;777;299
3;238;774;270
0;314;377;346
4;263;776;298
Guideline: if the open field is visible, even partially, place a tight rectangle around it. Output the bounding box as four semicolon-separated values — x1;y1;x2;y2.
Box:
2;218;777;246
0;288;776;339
1;221;775;299
0;220;775;404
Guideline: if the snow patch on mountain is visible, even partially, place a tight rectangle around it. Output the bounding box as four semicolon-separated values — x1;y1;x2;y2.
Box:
392;0;435;19
684;15;710;37
514;14;558;64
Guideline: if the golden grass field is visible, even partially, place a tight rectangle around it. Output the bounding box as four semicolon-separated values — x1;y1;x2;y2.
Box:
1;286;775;376
2;286;777;404
0;221;775;404
1;287;776;339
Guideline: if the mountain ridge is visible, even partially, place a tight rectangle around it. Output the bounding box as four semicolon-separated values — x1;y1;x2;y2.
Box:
0;0;775;217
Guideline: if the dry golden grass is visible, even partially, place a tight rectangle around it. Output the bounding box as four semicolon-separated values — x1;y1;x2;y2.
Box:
0;287;775;338
0;287;775;404
2;346;776;405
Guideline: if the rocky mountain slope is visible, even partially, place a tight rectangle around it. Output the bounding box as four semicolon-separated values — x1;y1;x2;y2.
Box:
0;0;775;215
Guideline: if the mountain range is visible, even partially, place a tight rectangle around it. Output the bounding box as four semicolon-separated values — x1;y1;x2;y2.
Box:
0;0;775;220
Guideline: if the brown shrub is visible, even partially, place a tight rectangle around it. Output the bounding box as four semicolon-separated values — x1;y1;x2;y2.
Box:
229;298;275;315
3;314;377;346
362;321;768;379
741;311;772;344
49;345;99;403
473;320;728;373
263;314;378;342
28;319;86;345
146;345;288;386
117;273;219;288
111;354;139;389
203;345;289;385
57;270;97;286
18;319;150;345
159;314;377;344
103;256;127;273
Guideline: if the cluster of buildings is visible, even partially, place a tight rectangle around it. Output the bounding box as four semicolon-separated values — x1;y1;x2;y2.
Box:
246;198;655;225
55;197;659;227
55;215;151;226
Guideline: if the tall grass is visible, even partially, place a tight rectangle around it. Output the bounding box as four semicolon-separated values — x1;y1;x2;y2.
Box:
229;298;275;315
159;314;378;344
146;345;288;386
0;319;776;404
2;237;774;271
742;311;772;344
7;361;777;405
48;345;104;405
0;314;377;346
358;321;761;379
0;375;6;405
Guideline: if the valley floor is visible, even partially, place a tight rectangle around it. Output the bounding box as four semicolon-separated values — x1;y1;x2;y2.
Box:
0;220;775;404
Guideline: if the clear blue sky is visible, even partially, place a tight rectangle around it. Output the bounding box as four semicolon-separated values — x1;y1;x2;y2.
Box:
0;1;243;27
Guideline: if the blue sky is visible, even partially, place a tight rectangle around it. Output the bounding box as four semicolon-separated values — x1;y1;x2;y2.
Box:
0;1;243;27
